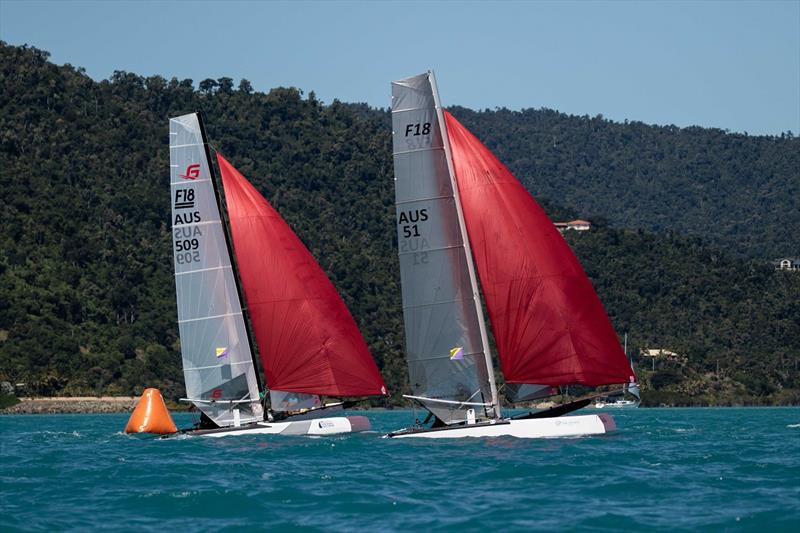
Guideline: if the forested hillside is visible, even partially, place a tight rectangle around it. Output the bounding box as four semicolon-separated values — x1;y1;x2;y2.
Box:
451;106;799;259
1;42;798;405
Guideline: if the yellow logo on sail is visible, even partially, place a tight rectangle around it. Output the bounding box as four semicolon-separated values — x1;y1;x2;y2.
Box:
215;347;229;359
449;346;464;360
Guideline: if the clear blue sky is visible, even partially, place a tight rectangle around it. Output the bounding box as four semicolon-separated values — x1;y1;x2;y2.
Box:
1;0;798;135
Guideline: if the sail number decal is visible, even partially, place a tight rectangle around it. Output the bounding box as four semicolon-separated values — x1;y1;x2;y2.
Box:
402;121;434;151
398;208;430;264
174;188;195;209
403;225;420;238
405;123;431;136
174;226;202;264
399;208;427;237
173;186;203;265
173;188;202;224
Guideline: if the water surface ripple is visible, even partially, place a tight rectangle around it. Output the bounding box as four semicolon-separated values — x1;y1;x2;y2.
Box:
2;408;799;531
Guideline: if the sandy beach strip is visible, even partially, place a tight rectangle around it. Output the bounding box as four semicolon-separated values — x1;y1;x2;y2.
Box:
1;396;140;414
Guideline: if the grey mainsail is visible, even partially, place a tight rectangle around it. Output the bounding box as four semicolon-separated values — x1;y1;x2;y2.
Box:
169;113;263;427
391;72;499;424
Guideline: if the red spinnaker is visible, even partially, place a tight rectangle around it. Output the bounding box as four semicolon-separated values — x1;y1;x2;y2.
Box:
217;154;387;397
444;111;634;386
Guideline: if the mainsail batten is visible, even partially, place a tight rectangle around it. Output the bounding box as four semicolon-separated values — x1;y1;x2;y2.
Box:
444;111;635;387
169;113;263;427
216;154;387;398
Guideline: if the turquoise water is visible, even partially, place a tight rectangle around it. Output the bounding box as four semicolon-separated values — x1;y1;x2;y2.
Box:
1;408;799;531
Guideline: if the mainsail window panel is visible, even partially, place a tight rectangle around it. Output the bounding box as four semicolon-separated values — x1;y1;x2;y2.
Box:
169;182;221;226
173;268;241;322
171;223;232;275
393;150;452;201
391;108;443;155
391;73;437;111
397;248;474;309
395;196;463;253
402;301;484;364
177;316;253;386
407;356;482;404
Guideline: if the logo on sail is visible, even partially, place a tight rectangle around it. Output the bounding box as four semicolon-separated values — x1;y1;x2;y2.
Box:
180;163;201;180
215;347;229;359
449;346;464;360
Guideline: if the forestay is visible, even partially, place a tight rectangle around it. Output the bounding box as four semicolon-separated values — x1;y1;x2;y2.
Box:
169;113;263;427
391;73;496;424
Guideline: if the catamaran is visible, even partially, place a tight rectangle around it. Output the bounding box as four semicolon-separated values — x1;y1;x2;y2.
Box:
168;112;387;437
387;72;635;439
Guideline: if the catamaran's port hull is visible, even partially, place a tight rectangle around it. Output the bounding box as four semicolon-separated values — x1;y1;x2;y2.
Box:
386;414;616;439
186;415;370;438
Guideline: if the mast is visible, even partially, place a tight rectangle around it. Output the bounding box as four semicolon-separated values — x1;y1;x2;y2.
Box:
428;71;500;419
195;113;265;399
623;333;628;393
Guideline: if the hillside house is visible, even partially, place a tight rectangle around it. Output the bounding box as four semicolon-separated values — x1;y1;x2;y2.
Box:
640;348;687;370
641;349;685;362
774;258;800;271
554;219;591;232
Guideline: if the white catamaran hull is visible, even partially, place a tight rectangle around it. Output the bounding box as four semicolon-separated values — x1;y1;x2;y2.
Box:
189;415;370;438
386;414;616;439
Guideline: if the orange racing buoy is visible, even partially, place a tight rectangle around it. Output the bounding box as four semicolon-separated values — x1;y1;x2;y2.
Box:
124;388;178;434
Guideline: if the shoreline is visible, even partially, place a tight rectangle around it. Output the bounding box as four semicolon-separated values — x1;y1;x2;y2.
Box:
1;397;140;415
1;397;797;415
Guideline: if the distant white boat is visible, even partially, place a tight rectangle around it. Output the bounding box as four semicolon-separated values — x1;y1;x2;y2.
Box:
593;398;640;409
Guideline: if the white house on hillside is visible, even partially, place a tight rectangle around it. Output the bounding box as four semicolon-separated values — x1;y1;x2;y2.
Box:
554;219;591;232
774;258;800;271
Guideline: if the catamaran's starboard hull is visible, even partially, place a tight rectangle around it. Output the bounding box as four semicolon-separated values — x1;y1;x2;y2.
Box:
385;414;616;439
187;415;370;438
